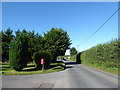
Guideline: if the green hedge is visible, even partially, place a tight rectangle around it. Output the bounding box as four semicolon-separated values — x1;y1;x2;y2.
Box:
33;51;51;69
81;39;119;71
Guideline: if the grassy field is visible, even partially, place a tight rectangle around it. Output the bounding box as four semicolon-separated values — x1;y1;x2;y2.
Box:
0;62;65;75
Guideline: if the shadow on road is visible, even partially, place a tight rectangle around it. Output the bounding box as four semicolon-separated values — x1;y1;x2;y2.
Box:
63;60;80;70
65;61;79;65
65;66;73;69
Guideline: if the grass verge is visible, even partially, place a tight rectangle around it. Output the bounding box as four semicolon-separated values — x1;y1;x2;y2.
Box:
0;62;65;75
82;63;118;75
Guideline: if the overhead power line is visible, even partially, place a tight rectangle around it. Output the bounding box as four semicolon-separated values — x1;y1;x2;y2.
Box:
81;7;120;44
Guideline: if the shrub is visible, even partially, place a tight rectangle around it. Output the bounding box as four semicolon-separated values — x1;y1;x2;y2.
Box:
9;34;30;71
81;39;119;69
33;51;51;69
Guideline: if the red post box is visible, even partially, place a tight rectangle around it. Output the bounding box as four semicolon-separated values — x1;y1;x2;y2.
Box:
41;58;44;65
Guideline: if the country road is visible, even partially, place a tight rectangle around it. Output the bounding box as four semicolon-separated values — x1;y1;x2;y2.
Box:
2;60;118;89
63;60;118;88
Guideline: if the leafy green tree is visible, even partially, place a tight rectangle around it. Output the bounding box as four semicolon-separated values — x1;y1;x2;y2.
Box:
9;32;30;71
28;31;43;62
14;29;44;63
5;27;72;70
15;29;21;37
70;47;77;56
44;28;71;62
2;28;14;62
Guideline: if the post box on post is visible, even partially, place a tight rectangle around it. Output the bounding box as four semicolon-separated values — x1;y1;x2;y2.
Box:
41;58;44;72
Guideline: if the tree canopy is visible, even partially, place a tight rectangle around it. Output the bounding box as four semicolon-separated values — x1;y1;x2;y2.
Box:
2;28;72;70
44;28;71;62
70;47;78;56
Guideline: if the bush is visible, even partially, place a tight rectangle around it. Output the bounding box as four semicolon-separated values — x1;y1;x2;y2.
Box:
81;39;119;69
9;34;30;71
33;51;51;69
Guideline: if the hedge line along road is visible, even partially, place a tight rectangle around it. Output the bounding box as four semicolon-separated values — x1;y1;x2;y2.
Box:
2;60;118;89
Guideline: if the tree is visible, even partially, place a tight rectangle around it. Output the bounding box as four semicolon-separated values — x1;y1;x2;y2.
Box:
2;28;14;62
70;47;77;56
9;32;30;71
27;31;43;62
15;29;21;37
15;29;44;63
44;28;71;62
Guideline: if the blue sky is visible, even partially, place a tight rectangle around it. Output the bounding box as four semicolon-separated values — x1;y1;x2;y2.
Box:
2;2;118;54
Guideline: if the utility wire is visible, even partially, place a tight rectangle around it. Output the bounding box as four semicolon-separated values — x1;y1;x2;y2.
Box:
81;7;120;44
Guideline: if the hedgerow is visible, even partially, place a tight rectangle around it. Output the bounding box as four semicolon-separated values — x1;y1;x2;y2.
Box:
81;39;119;70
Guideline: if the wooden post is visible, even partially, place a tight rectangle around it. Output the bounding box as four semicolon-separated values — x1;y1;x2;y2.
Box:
41;58;45;72
42;64;44;72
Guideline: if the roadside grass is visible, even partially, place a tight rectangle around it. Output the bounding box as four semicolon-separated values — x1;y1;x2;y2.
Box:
82;62;118;75
1;62;65;75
